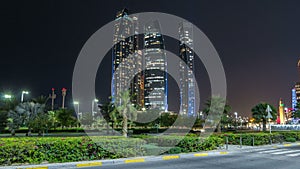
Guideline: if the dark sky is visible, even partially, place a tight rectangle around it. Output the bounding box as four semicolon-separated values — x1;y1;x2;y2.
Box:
1;0;300;117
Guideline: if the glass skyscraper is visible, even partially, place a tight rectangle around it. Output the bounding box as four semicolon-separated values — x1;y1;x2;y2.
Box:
179;22;195;116
111;8;143;107
144;20;168;111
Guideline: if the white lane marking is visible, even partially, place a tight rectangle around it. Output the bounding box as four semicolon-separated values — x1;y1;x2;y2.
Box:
272;150;300;155
259;149;288;153
286;152;300;157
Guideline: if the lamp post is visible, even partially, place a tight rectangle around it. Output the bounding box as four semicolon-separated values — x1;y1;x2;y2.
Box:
21;91;29;102
74;101;80;128
92;99;99;119
234;112;238;129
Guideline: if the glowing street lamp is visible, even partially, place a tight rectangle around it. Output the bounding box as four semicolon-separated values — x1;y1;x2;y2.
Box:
92;99;99;113
4;94;12;99
74;101;80;117
73;101;80;112
73;101;80;128
92;99;99;120
21;91;29;102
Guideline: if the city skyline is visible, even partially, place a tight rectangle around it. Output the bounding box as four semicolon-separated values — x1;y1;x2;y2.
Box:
2;1;300;117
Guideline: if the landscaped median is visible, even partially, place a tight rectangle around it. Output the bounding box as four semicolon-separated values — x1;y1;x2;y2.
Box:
6;151;229;169
2;131;300;167
0;135;223;166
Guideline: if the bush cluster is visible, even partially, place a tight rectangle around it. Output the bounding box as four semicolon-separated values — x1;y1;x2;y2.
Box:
0;136;145;165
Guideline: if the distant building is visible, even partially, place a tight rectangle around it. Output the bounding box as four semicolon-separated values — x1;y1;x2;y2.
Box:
178;22;195;116
144;20;168;111
292;82;300;108
111;8;144;107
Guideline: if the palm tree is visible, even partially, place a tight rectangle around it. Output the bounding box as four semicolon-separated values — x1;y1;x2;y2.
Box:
203;95;231;133
115;90;137;137
100;100;120;134
32;95;49;104
55;108;76;129
252;103;277;131
15;102;46;136
0;98;19;133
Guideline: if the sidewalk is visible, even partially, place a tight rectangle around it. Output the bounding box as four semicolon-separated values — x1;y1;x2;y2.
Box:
1;142;300;169
218;141;300;152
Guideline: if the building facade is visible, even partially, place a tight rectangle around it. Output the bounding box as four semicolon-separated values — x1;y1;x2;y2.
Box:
179;22;195;116
143;20;168;111
111;9;143;107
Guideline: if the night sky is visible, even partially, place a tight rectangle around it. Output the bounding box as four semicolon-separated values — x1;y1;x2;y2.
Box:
1;0;300;117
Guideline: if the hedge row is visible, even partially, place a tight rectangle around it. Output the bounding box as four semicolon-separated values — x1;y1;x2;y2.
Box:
0;135;222;166
0;136;146;165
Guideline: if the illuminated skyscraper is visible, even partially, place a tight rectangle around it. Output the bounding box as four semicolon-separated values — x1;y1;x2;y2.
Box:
111;9;143;106
179;22;195;116
144;20;168;111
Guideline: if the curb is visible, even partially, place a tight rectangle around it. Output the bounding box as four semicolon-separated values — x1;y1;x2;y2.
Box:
1;151;229;169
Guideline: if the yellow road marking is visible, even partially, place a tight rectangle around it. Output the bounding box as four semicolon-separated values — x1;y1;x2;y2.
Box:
77;162;102;168
194;153;208;157
284;144;291;147
125;158;145;163
162;155;180;160
24;167;48;169
219;152;228;155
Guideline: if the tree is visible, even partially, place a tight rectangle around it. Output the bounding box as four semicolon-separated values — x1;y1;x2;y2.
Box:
135;109;161;128
14;102;46;136
115;90;137;137
99;100;121;134
80;112;95;128
0;98;19;133
56;109;76;129
251;103;277;131
32;95;49;104
203;96;231;133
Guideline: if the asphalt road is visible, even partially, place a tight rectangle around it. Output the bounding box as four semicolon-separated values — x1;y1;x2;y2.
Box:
79;146;300;169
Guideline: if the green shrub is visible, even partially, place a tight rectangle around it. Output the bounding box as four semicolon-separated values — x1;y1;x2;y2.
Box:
168;147;182;154
285;137;296;142
0;137;145;166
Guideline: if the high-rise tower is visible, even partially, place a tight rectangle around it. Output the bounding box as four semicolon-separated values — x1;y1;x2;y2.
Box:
144;20;168;111
111;9;143;106
179;22;195;116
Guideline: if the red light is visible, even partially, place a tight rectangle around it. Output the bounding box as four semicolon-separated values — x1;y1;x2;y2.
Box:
52;88;55;91
62;88;67;91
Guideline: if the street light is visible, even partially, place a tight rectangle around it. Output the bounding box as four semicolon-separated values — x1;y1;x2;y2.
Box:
4;94;12;99
74;101;80;118
92;99;99;119
21;91;29;102
234;112;238;129
73;101;80;128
